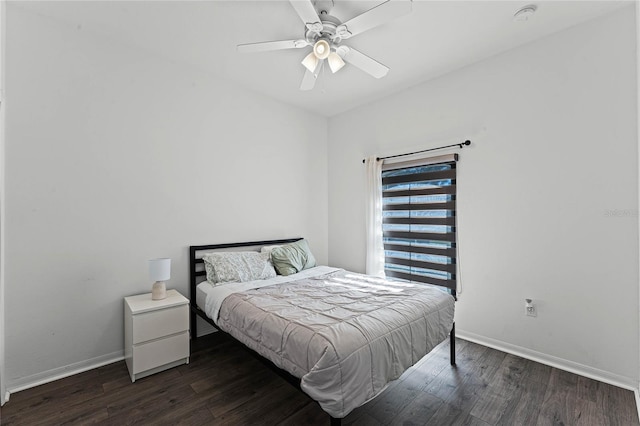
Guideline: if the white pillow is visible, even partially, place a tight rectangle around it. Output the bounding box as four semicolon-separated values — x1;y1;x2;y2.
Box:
202;251;276;285
260;245;283;254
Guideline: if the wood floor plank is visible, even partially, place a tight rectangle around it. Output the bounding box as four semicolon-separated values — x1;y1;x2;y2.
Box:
7;368;101;403
203;370;283;418
101;369;133;393
461;414;492;426
469;354;528;424
279;401;328;425
188;358;264;395
599;382;640;426
99;369;184;417
212;378;309;424
422;340;489;402
59;408;110;425
575;397;606;426
427;402;492;426
365;376;425;424
525;359;552;384
132;399;215;426
389;390;444;426
536;368;579;426
170;405;216;426
401;342;457;391
426;401;466;425
198;369;282;417
101;384;198;425
495;374;548;426
576;375;600;403
0;379;105;425
342;402;369;425
432;346;505;413
346;412;384;426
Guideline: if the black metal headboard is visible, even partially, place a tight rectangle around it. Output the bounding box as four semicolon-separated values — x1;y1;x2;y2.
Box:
188;237;302;338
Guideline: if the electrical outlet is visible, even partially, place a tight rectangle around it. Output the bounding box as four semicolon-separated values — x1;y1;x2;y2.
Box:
525;299;537;317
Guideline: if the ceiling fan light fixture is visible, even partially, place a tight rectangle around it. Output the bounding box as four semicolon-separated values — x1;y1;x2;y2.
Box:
328;52;345;73
313;39;331;60
301;51;319;72
238;0;413;90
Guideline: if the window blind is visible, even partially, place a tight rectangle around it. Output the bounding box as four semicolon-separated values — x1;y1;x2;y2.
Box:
381;157;457;293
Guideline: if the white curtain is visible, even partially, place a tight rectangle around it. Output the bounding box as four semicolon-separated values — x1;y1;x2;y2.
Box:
365;156;385;277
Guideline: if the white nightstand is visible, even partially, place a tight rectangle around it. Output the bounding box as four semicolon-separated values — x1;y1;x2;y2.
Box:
124;289;190;382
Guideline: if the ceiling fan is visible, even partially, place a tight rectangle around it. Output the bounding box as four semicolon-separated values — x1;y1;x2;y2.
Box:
237;0;413;91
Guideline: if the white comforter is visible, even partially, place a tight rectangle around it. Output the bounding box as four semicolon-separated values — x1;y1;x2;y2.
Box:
203;266;455;418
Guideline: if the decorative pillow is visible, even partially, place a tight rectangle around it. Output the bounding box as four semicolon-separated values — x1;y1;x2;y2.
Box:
270;239;316;276
202;251;276;284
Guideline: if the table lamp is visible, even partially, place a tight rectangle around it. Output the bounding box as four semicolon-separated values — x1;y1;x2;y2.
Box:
149;258;171;300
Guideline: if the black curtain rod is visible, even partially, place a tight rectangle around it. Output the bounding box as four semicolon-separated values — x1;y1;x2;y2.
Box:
362;140;471;163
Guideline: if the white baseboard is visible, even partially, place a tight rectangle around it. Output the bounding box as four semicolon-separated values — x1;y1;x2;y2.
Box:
456;329;638;391
635;388;640;423
7;350;124;396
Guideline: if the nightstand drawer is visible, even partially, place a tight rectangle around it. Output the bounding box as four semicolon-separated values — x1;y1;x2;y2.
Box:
132;304;188;344
132;331;189;374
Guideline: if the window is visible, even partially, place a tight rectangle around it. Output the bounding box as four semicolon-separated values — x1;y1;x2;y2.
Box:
381;156;457;295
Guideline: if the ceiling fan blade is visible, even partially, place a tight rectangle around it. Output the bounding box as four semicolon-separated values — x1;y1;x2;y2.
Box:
289;0;323;33
237;39;307;53
300;68;317;91
337;0;412;39
300;60;323;91
341;47;389;79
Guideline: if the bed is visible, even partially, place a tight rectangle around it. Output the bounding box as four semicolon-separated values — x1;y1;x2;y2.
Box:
189;238;456;424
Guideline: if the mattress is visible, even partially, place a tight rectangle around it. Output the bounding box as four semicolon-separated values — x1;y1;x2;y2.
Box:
196;280;210;312
200;266;455;418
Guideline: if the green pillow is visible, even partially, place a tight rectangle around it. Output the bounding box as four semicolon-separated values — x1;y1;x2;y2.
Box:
270;239;316;276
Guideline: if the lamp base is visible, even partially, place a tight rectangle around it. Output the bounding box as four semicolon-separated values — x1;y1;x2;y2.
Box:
152;281;167;300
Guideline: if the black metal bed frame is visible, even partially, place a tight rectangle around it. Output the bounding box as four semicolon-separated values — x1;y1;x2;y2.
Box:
189;238;457;425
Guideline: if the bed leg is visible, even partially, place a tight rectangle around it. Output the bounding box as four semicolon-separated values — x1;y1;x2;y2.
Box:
450;322;456;366
330;416;341;426
191;309;198;340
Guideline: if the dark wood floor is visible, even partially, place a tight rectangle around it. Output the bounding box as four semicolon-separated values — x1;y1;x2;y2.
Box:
1;333;638;425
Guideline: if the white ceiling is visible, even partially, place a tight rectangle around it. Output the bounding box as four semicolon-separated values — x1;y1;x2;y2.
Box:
17;0;633;116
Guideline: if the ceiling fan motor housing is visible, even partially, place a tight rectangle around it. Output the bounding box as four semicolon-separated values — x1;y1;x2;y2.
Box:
305;13;343;46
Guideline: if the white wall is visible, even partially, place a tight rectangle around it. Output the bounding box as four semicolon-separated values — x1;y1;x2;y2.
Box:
4;5;328;389
0;0;5;406
636;0;640;399
328;7;638;386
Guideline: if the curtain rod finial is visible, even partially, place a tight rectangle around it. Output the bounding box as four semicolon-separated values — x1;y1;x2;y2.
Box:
464;140;471;146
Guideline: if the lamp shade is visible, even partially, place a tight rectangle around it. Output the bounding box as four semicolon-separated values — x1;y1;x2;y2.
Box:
149;258;171;282
328;52;345;73
301;52;319;72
